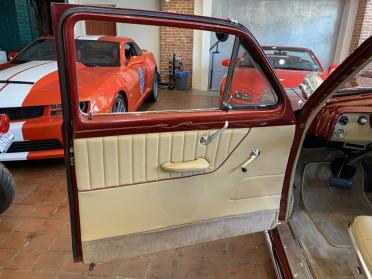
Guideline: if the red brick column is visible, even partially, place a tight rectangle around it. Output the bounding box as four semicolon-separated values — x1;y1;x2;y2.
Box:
159;0;194;84
350;0;372;53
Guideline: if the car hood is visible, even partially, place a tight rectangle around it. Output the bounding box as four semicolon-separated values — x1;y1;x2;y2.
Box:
275;69;328;88
0;60;117;108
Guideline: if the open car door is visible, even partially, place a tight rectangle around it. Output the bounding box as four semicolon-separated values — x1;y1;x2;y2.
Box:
52;3;297;264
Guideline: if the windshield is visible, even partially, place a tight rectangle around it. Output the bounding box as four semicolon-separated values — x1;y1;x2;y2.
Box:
12;39;120;67
263;47;321;71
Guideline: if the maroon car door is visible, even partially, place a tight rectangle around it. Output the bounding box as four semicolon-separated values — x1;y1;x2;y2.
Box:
52;3;298;264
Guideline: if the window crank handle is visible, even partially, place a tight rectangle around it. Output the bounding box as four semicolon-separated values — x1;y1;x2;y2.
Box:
241;149;260;173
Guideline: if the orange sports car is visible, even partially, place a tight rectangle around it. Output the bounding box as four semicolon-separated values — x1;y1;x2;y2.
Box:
0;36;159;161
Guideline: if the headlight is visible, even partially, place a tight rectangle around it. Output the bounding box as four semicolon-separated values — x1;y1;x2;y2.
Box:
49;104;62;116
79;101;90;113
49;102;89;116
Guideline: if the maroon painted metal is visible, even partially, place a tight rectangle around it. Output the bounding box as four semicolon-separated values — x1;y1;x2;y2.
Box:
268;228;294;279
308;92;372;139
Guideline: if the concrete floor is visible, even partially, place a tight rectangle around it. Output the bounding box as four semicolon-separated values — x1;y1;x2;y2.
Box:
0;89;275;278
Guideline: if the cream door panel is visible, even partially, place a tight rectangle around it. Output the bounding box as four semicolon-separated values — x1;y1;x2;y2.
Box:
74;128;249;191
230;174;285;200
76;125;295;242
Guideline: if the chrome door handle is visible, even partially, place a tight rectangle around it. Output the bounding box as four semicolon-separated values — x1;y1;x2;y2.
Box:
241;149;260;173
200;121;229;145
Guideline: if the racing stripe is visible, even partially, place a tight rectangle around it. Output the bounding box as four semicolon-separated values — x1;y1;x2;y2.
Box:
10;61;57;82
9;122;25;141
0;152;28;161
0;60;52;81
0;83;34;108
76;35;102;40
0;61;58;107
0;122;27;162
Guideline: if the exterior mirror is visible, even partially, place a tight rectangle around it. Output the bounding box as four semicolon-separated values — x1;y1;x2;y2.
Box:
8;51;19;61
221;58;230;67
215;32;229;42
127;56;144;67
328;64;337;74
0;114;10;134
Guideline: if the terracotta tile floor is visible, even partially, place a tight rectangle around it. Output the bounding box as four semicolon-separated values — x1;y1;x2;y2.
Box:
0;160;276;279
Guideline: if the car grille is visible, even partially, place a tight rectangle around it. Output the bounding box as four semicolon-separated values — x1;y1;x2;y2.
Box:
7;140;62;153
0;106;45;121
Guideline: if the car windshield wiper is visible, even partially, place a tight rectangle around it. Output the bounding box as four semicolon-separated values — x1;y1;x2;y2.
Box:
10;59;29;64
275;66;311;71
81;62;100;67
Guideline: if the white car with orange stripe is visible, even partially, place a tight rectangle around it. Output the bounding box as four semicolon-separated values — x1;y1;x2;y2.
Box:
0;35;159;161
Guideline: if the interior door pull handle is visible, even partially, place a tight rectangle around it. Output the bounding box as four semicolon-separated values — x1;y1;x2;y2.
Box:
241;149;260;173
200;121;229;145
161;158;210;173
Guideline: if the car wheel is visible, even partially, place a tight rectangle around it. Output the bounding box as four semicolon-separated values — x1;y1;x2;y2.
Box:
146;72;159;103
112;94;127;113
0;163;16;215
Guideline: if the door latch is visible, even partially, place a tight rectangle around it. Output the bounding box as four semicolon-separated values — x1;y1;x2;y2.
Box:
200;121;229;145
241;149;260;172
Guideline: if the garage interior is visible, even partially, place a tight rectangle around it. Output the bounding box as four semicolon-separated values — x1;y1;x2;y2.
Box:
0;0;371;278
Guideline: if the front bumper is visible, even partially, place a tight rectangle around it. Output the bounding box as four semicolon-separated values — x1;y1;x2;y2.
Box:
0;116;64;161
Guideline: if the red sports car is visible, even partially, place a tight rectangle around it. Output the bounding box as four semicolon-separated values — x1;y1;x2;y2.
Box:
0;36;158;161
219;46;336;110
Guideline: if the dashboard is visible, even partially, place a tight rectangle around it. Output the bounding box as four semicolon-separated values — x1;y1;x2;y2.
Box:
332;113;372;145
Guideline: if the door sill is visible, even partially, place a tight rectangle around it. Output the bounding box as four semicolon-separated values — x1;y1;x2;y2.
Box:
266;222;314;279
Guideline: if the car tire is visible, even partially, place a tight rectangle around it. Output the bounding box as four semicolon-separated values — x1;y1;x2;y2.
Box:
0;163;16;215
146;72;159;103
111;94;127;113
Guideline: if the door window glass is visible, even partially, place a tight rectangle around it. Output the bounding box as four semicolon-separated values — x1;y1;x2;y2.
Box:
224;43;278;109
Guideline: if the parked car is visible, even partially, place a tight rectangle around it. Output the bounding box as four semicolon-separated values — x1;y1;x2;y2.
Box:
219;46;336;110
0;114;16;214
53;3;372;279
0;36;159;161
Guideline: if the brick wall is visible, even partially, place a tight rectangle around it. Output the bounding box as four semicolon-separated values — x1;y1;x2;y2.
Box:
159;0;194;84
350;0;372;53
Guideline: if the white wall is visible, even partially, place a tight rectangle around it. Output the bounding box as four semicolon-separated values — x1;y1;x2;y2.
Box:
192;0;212;91
68;0;160;71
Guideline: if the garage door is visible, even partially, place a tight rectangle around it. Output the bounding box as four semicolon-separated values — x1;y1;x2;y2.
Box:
209;0;345;89
85;20;117;36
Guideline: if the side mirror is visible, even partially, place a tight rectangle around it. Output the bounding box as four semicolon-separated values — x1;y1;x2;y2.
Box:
8;51;19;61
216;32;229;42
221;58;230;67
0;114;10;134
328;64;337;74
127;56;144;67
